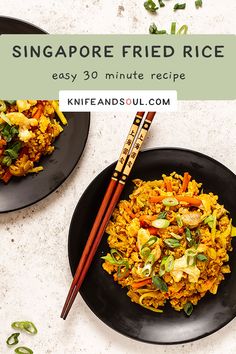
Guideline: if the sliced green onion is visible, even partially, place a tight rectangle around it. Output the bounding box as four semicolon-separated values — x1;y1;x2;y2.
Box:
158;0;165;7
0;112;12;126
141;236;158;249
195;0;202;9
204;215;214;228
159;256;168;276
141;246;151;259
144;0;158;13
2;155;12;167
171;22;176;35
157;211;167;219
174;3;186;11
14;347;33;354
169;232;182;240
152;275;168;292
0;100;7;112
142;253;155;276
149;23;167;35
176;214;183;227
11;322;38;335
152;219;170;228
184;302;193;316
6;333;20;346
162;197;178;207
5;100;16;105
185;227;196;247
197;253;208;262
101;249;125;266
117;261;129;279
164;238;180;248
187;254;196;266
176;25;188;35
165;255;174;272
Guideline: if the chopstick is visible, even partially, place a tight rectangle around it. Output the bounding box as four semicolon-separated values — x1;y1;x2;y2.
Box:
61;112;144;318
61;111;156;319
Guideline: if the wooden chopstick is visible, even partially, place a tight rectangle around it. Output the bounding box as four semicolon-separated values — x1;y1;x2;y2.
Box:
61;112;145;319
61;112;156;320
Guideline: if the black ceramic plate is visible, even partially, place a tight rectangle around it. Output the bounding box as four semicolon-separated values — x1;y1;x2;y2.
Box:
0;17;90;212
68;148;236;344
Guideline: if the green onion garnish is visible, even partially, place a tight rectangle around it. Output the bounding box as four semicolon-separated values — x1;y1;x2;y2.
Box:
6;333;20;346
141;236;158;249
152;275;168;292
144;0;158;13
162;197;178;207
184;302;193;316
164;238;180;248
185;227;196;247
14;347;33;354
11;322;37;335
195;0;202;9
174;3;186;11
149;23;167;35
152;219;170;229
197;253;208;262
157;211;167;219
158;0;165;7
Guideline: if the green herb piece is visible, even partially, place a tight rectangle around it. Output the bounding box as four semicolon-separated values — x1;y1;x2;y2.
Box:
6;333;20;346
171;22;176;34
187;254;196;266
185;227;196;247
5;100;16;105
157;211;167;219
142;253;156;276
197;253;208;262
2;155;12;167
11;321;38;335
165;255;174;272
174;3;186;11
141;236;158;249
117;261;129;279
159;256;168;276
176;214;183;227
204;215;214;228
5;141;22;160
141;246;151;259
164;238;180;248
149;23;167;34
102;249;126;265
158;0;165;7
169;232;182;240
152;275;168;292
0;100;7;112
184;302;193;316
177;25;188;35
162;197;179;207
14;347;33;354
144;0;158;13
0;123;19;143
195;0;202;9
152;218;170;228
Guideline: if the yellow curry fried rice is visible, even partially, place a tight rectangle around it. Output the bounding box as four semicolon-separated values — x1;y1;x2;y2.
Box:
102;172;235;315
0;100;67;183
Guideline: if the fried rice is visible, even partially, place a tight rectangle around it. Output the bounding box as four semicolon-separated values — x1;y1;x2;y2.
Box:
102;172;234;315
0;100;67;183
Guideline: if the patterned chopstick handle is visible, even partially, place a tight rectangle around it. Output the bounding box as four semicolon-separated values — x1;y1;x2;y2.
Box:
112;112;144;181
119;113;155;184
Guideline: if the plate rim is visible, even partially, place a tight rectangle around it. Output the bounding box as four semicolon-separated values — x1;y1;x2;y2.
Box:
0;15;47;33
68;146;236;345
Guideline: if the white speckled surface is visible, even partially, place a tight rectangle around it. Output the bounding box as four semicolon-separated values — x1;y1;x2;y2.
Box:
0;1;236;353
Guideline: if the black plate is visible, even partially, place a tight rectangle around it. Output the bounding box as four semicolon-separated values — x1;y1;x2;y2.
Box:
68;148;236;344
0;17;90;212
